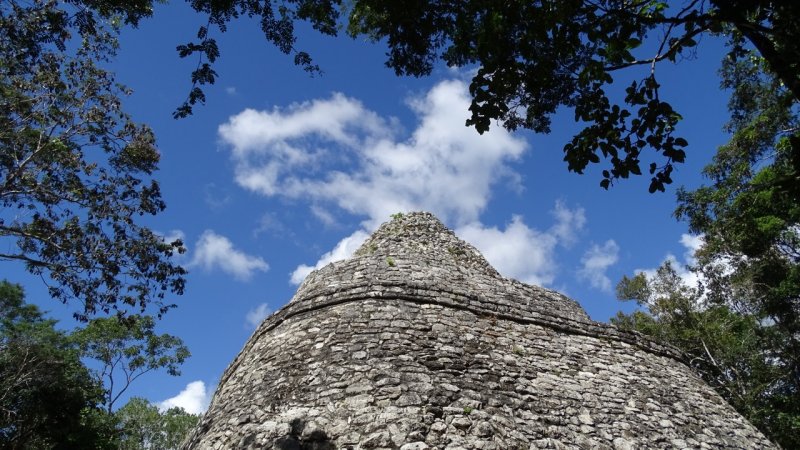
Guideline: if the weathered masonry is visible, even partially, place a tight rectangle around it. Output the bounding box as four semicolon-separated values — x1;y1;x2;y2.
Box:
183;212;776;449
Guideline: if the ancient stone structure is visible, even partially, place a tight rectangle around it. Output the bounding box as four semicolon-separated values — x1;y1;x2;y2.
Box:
183;212;775;449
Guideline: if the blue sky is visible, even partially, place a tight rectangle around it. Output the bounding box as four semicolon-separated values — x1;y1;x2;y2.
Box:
13;2;735;414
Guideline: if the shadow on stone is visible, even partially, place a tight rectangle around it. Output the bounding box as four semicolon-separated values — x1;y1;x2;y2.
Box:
275;419;335;450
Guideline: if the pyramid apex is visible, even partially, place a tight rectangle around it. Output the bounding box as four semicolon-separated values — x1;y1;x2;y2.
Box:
292;211;589;324
351;211;499;278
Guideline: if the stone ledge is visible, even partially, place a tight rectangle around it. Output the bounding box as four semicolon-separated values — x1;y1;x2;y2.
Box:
218;281;686;390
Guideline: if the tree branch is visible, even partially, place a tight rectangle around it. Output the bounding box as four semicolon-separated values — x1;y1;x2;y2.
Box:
711;0;800;102
604;25;708;72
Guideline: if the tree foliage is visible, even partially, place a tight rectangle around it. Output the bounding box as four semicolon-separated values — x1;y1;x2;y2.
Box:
347;0;800;191
676;47;799;337
614;262;798;448
664;41;799;446
0;0;186;321
172;0;799;192
11;2;791;194
72;315;190;413
0;281;117;449
116;397;199;450
1;280;193;447
172;0;342;118
616;38;799;447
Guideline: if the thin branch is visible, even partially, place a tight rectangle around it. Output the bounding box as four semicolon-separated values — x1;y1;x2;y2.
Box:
604;26;708;72
0;252;49;267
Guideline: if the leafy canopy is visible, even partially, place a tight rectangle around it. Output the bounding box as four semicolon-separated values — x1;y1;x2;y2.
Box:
173;0;799;192
0;281;117;449
0;0;186;320
72;315;191;413
19;2;794;194
615;28;799;445
116;397;200;450
1;280;193;448
668;40;799;445
346;0;799;191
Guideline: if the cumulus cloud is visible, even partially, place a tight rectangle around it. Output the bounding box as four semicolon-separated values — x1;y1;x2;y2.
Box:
550;200;587;246
218;79;527;229
578;240;620;292
636;233;704;290
218;79;599;287
457;217;558;285
290;230;370;284
190;230;269;281
219;79;533;285
245;303;272;328
456;204;586;286
159;381;210;415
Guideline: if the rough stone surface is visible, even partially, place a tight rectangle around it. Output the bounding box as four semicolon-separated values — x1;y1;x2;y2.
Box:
182;212;776;449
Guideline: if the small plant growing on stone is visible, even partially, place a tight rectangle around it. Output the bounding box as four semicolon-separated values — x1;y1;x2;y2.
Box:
463;406;473;415
386;256;395;267
355;242;378;257
447;246;466;257
390;212;404;220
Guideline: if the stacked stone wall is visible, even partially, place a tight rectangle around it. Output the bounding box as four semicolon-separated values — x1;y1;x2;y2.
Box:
184;297;773;449
183;213;776;449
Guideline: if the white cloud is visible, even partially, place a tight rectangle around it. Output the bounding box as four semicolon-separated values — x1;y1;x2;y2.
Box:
245;303;272;328
636;233;704;290
159;381;210;415
457;216;557;285
218;79;527;229
190;230;269;281
220;79;532;285
456;204;585;286
680;233;703;265
551;200;586;246
219;80;603;287
290;230;370;284
578;240;620;292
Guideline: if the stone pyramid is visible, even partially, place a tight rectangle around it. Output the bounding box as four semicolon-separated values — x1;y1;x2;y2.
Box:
182;212;775;449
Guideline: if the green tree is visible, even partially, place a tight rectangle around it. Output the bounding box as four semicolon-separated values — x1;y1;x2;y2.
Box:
615;29;799;445
7;2;797;195
672;44;799;446
73;316;191;413
0;280;118;449
614;262;798;448
116;397;199;450
1;0;186;321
